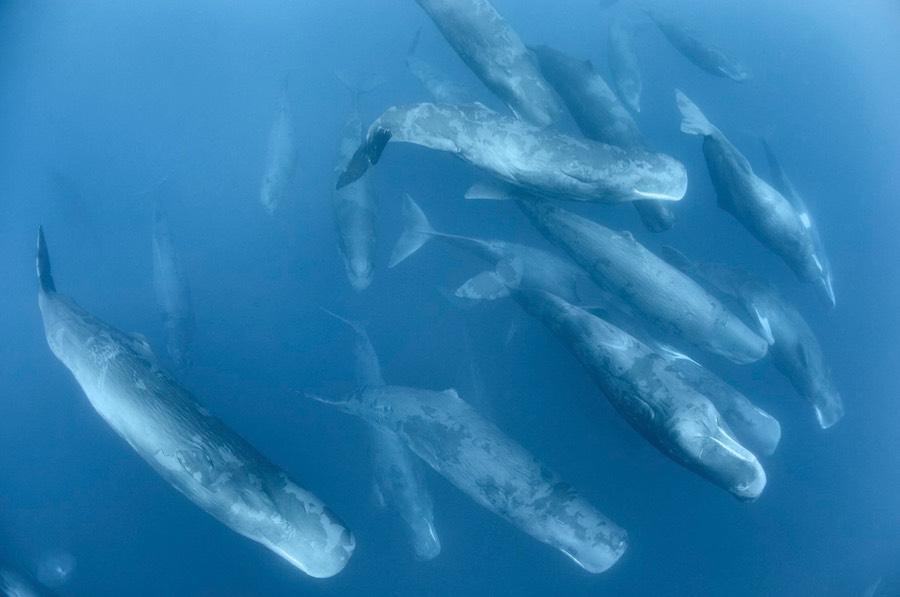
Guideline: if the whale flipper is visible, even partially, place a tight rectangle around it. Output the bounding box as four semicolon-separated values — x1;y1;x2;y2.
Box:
36;226;56;293
337;128;392;189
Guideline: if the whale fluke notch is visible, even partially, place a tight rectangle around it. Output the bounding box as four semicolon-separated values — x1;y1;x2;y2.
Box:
36;226;56;293
336;128;392;189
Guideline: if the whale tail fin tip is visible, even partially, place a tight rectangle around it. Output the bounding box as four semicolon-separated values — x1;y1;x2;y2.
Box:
36;226;56;293
675;89;714;136
389;193;435;268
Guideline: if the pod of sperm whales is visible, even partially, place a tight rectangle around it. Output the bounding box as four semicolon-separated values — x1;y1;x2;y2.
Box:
676;91;823;284
152;195;195;372
406;29;476;105
323;311;441;561
35;229;354;578
311;383;627;573
260;73;297;215
336;102;688;204
531;43;674;232
332;75;380;291
608;14;642;113
455;262;767;500
390;193;582;303
414;0;562;127
644;5;750;82
760;137;836;307
663;247;844;429
516;197;768;364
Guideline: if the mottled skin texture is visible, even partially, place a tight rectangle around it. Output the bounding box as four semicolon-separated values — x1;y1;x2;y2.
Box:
37;237;354;578
664;356;781;456
332;97;377;291
517;199;768;364
351;102;687;202
332;314;441;560
151;197;195;372
678;258;843;429
512;288;766;500
415;0;562;127
532;43;674;232
608;14;642;113
324;385;627;573
646;7;750;81
260;79;297;215
760;138;835;307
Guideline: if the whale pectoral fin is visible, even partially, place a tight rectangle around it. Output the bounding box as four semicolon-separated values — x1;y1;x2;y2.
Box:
797;343;811;369
464;180;517;200
751;304;775;345
372;481;387;509
440;388;460;401
336;128;392;189
128;332;159;362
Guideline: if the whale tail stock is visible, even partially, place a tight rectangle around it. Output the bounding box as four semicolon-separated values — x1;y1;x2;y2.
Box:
36;226;56;293
336;127;392;189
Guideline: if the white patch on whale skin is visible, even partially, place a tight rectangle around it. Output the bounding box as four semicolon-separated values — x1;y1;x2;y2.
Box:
799;212;811;228
752;305;775;345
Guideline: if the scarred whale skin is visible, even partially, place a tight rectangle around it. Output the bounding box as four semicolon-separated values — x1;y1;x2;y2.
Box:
317;385;627;573
532;43;674;232
506;286;767;501
326;312;441;561
414;0;562;127
516;198;768;364
337;102;687;204
36;228;354;579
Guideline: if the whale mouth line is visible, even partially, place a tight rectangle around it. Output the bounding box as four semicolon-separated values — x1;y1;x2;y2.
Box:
632;188;681;201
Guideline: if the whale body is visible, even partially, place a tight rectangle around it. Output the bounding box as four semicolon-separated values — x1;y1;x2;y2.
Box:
36;228;354;578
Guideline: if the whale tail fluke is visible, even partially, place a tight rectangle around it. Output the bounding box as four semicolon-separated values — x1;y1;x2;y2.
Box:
675;89;714;136
455;258;524;300
36;226;56;293
335;71;387;98
389;193;436;268
337;128;392;190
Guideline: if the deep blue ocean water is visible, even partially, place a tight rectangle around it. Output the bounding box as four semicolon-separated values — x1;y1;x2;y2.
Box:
1;1;899;595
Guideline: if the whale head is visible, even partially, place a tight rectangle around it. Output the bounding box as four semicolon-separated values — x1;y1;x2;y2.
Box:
346;255;374;292
668;400;767;501
408;516;442;561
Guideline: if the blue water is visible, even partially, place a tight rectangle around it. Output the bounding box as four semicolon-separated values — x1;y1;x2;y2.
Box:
1;1;899;595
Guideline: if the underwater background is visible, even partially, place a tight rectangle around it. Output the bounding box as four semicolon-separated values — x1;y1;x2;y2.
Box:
1;0;899;595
